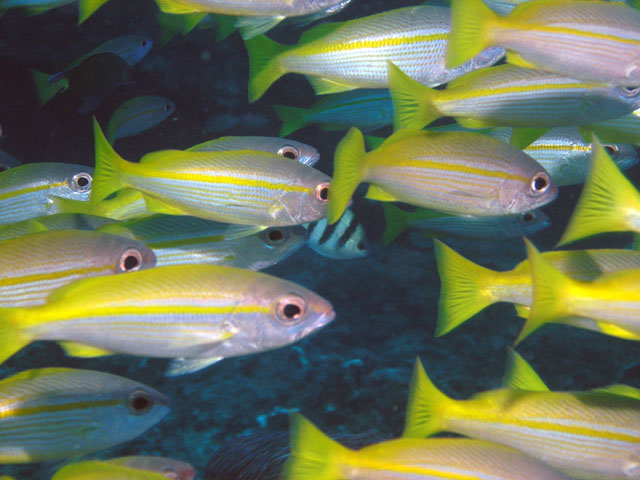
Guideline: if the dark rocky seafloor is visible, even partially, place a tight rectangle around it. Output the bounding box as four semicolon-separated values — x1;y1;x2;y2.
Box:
1;1;640;478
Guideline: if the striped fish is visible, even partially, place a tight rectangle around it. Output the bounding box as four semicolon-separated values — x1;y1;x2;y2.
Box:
52;462;174;480
99;215;306;269
0;264;335;376
305;208;368;260
105;456;195;480
107;96;175;143
188;135;320;167
90;119;330;226
405;354;640;480
0;163;93;226
0;213;115;242
244;6;505;102
328;128;557;224
284;413;571;480
0;151;20;173
0;367;169;463
274;89;393;137
0;230;155;307
434;239;640;336
447;0;640;86
481;0;640;16
389;63;640;131
586;107;640;146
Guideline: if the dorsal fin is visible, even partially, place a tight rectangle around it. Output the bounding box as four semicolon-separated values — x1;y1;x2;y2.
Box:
299;22;346;44
502;348;549;391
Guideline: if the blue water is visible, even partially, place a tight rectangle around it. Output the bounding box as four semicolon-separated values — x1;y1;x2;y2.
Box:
1;1;640;479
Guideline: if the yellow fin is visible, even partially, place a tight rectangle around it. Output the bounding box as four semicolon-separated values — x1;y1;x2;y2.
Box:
0;307;33;366
379;128;423;148
403;358;450;438
30;69;68;106
510;127;549;150
299;22;345;44
49;196;91;215
90;117;128;206
154;0;199;14
594;321;640;340
365;185;398;202
456;117;497;129
236;15;284;39
503;348;549;391
505;51;538;69
592;384;640;400
328;128;367;224
381;203;410;246
244;35;289;102
306;76;357;95
364;135;385;150
142;194;188;216
388;62;441;130
58;341;113;358
181;13;206;34
514;304;530;318
447;0;498;68
77;0;111;23
273;105;309;137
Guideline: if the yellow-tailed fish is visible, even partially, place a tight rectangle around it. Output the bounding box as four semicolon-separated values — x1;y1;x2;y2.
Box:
55;188;152;221
52;461;169;480
480;0;640;15
244;6;505;102
98;215;306;269
404;353;640;480
90;119;330;226
0;213;115;242
447;0;640;86
382;204;549;246
559;139;640;246
0;151;20;173
434;239;640;336
0;229;155;307
107;96;175;144
516;238;640;343
188;135;319;167
105;456;195;480
389;62;640;131
283;413;571;480
305;208;369;260
0;367;169;463
327;127;557;224
0;264;334;376
0;163;92;226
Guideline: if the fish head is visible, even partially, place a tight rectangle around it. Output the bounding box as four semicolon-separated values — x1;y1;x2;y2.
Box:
94;232;157;273
275;169;331;225
275;141;320;167
251;225;307;269
500;154;558;214
612;85;640;111
516;209;551;236
117;35;153;67
43;165;95;209
600;142;639;173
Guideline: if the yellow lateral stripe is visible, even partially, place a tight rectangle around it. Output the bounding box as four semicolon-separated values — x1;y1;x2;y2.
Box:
0;181;67;202
379;159;529;182
0;266;112;288
446;82;600;101
60;305;271;316
356;457;483;479
0;399;120;419
526;144;590;152
517;24;640;45
298;33;448;55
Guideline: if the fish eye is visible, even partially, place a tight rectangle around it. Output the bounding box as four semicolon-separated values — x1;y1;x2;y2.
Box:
164;103;172;112
276;295;307;325
315;182;330;204
128;389;153;415
603;144;619;157
519;211;536;224
262;228;287;246
140;40;149;48
277;145;299;161
119;248;143;272
529;173;550;195
357;241;366;250
622;86;640;97
70;172;92;193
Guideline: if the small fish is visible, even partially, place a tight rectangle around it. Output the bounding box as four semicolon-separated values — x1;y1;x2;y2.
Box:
559;139;640;246
188;135;319;167
0;264;335;376
245;6;505;102
0;229;155;307
107;96;175;143
99;215;306;269
447;0;640;86
328;128;557;224
389;63;640;131
0;213;115;242
434;239;640;336
273;89;392;137
106;456;195;480
52;461;172;479
305;208;369;260
0;151;20;172
404;353;640;480
0;162;93;226
382;204;549;246
0;367;169;463
90;119;330;226
283;413;571;480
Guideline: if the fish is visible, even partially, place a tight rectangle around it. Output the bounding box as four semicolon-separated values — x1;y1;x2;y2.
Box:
404;353;640;480
154;0;353;39
586;108;640;145
90;119;331;226
244;6;505;102
0;213;115;242
54;188;152;221
327;127;557;224
558;138;640;246
98;215;306;269
188;135;319;167
0;0;75;16
0;162;93;226
447;0;640;86
273;89;393;137
283;413;571;480
389;63;640;132
516;238;640;344
305;208;369;260
106;456;196;480
52;461;173;479
0;151;20;173
381;204;550;246
0;264;335;376
0;367;170;463
434;239;640;336
0;229;156;307
107;96;175;143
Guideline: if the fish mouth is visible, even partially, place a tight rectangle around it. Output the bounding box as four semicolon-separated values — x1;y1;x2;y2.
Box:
302;310;336;337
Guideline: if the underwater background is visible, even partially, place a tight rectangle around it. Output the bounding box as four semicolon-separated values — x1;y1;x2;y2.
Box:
2;0;640;478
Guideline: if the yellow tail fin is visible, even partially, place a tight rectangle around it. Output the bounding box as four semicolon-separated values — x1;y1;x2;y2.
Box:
77;0;111;23
327;128;368;225
30;69;68;106
381;203;410;246
403;358;450;438
244;35;289;102
0;308;32;366
502;348;549;391
434;239;499;336
282;413;351;480
515;239;573;345
90;118;128;206
447;0;498;68
558;138;640;246
388;62;440;130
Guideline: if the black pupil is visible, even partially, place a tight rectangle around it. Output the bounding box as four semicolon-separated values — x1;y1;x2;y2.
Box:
319;187;328;200
268;230;284;242
283;303;301;319
132;394;150;411
523;212;534;222
357;242;365;250
283;150;297;159
77;176;89;187
141;40;148;47
123;255;140;270
604;145;616;156
165;104;171;111
533;176;547;191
